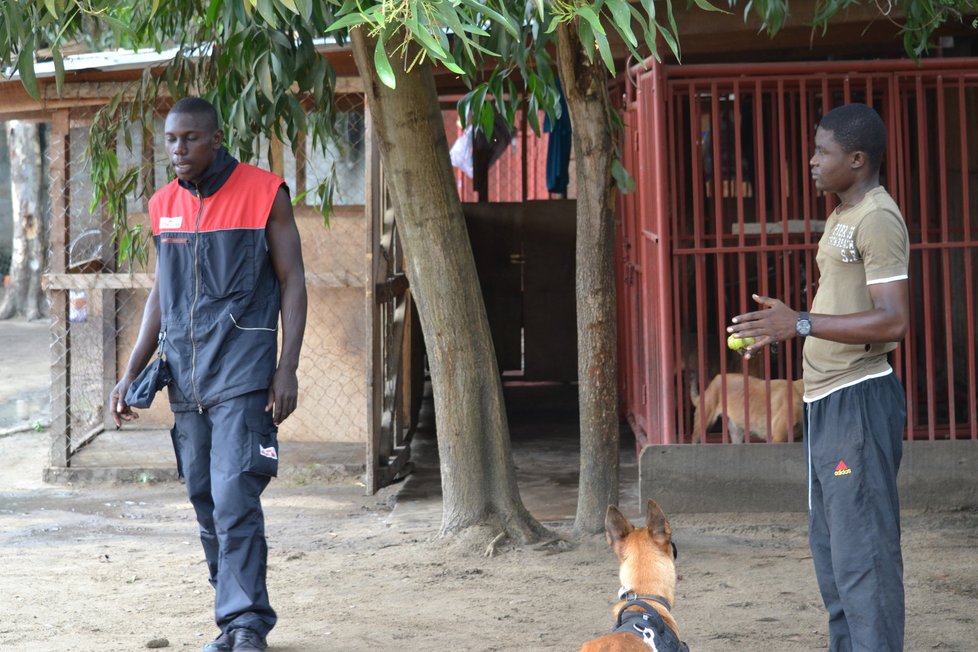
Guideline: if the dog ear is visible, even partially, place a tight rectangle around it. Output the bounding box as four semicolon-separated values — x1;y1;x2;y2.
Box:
605;505;633;545
645;499;673;548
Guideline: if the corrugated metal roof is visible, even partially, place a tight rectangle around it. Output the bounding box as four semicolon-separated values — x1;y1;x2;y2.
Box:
2;46;184;82
3;37;344;83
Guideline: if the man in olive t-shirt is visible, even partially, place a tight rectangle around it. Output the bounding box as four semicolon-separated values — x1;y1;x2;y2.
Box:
804;185;909;399
728;103;910;651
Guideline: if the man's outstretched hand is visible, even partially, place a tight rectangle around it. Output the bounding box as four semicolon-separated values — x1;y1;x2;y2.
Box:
728;294;800;359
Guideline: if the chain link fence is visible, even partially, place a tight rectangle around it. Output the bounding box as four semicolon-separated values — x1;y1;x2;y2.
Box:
5;94;572;468
20;95;369;471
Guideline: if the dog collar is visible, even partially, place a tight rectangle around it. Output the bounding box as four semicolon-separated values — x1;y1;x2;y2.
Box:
618;587;673;612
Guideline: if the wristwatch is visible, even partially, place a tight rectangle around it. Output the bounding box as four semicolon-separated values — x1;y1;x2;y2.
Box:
796;311;812;337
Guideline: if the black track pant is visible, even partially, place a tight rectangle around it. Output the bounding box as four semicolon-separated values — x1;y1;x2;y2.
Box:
806;372;905;652
173;390;279;638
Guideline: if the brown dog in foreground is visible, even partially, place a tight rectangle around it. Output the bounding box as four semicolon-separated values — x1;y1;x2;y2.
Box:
580;500;688;652
690;373;804;443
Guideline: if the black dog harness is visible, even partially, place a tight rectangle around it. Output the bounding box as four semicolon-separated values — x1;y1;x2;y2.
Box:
613;598;690;652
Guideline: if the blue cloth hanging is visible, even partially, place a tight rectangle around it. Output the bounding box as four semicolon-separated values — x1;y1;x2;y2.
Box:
544;78;573;196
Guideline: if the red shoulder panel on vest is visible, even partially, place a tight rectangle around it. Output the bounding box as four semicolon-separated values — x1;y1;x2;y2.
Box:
149;164;285;235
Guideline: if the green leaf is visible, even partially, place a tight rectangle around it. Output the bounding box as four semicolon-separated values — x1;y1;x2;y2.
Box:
294;0;312;21
326;13;368;32
206;0;223;24
276;0;299;15
257;54;274;99
640;0;655;20
612;158;635;193
4;0;24;35
594;29;614;73
459;0;519;39
52;45;65;96
336;0;359;15
527;105;541;136
256;0;279;26
43;0;58;17
313;57;326;102
606;0;637;47
478;101;494;138
17;39;39;100
271;49;287;82
472;84;488;122
654;19;680;61
374;34;396;89
268;29;292;50
458;22;490;37
664;0;681;59
576;6;606;35
577;17;595;62
410;22;447;58
443;59;465;75
436;3;467;37
533;0;545;20
691;0;725;13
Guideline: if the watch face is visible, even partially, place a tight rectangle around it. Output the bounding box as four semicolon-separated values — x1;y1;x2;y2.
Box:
797;319;812;337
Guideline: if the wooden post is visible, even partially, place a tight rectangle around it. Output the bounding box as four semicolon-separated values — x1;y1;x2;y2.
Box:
398;290;414;444
521;105;529;202
364;102;383;494
48;110;71;467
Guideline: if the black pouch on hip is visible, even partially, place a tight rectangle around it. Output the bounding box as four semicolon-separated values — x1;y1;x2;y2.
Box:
124;331;171;409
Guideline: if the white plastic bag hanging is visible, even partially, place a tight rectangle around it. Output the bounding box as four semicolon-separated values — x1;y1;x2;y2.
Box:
449;126;474;179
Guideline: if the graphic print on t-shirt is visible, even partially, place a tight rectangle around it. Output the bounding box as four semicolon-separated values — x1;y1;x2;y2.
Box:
826;222;859;263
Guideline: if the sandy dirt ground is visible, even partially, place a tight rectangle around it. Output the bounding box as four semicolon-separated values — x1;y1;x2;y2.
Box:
2;318;977;652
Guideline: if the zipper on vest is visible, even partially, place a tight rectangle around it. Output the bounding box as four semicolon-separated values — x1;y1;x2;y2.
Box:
190;186;204;414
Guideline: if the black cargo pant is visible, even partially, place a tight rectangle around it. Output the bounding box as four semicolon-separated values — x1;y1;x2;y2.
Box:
173;390;279;638
806;372;905;652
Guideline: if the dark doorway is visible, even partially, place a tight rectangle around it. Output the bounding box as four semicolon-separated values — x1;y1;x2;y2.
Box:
464;200;578;382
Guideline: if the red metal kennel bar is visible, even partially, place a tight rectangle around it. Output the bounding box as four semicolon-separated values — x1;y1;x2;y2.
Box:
618;57;978;446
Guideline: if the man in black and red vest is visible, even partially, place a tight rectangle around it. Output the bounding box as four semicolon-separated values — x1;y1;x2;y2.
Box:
110;97;307;652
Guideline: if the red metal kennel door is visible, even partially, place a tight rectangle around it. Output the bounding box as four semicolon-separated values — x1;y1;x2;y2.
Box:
619;58;978;446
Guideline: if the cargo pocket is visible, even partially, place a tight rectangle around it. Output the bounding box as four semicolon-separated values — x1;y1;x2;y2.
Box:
245;410;279;477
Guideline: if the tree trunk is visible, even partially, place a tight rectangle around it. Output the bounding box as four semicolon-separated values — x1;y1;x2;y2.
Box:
351;31;549;544
0;121;47;321
556;25;621;534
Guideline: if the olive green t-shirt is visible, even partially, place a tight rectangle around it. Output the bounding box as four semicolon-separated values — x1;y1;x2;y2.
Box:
802;186;910;401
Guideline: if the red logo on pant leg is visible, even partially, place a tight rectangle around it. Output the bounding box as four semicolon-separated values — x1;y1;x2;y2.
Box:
834;460;851;476
259;445;278;460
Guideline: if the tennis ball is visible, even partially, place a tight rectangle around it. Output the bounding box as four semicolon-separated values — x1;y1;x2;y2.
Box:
727;334;755;351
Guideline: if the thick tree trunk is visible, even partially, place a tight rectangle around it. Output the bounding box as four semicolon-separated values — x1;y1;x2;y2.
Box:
556;25;620;534
0;121;47;321
351;31;548;544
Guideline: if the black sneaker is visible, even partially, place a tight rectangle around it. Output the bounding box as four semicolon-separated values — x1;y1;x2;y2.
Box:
202;631;232;652
231;628;267;652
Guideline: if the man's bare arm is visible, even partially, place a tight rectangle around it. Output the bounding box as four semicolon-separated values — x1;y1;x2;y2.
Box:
728;281;909;358
265;187;307;424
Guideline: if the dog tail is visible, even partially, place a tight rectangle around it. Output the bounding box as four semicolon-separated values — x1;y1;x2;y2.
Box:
689;370;700;409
